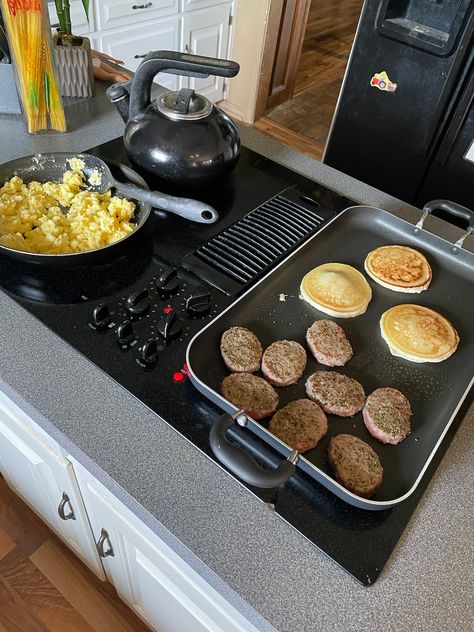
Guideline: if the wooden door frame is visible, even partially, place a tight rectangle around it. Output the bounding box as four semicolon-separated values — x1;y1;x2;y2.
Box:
254;0;311;121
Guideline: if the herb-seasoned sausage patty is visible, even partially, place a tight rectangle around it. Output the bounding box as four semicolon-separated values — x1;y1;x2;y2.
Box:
306;319;353;366
221;373;279;420
328;434;383;498
261;340;307;386
269;399;328;453
220;327;263;373
363;387;412;445
305;371;365;416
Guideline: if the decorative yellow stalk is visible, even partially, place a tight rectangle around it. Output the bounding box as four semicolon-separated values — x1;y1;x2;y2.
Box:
1;0;66;133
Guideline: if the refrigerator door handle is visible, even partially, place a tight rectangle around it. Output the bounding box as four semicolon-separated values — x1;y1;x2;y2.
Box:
437;67;474;167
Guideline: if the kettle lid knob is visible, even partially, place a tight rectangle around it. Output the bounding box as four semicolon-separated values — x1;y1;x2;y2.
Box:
157;89;213;121
175;88;195;114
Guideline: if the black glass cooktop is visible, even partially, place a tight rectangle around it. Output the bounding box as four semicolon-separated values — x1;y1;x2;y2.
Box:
0;138;466;585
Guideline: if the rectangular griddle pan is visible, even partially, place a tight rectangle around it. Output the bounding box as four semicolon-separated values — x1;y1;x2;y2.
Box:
186;204;474;510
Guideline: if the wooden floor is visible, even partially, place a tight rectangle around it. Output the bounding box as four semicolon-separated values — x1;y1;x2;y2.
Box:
254;0;363;160
0;478;150;632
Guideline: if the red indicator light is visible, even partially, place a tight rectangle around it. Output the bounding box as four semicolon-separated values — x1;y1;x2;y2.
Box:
183;363;189;372
163;306;173;314
173;371;185;383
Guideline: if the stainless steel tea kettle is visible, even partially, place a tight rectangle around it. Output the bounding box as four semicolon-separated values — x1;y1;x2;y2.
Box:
107;50;240;187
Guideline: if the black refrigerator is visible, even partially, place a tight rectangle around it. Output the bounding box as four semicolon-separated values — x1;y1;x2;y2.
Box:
324;0;474;212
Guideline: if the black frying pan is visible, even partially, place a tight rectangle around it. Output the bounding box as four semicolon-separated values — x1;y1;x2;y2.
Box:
0;153;217;266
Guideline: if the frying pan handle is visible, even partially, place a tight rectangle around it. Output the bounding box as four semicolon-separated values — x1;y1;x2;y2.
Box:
115;181;219;224
418;200;474;249
210;412;298;489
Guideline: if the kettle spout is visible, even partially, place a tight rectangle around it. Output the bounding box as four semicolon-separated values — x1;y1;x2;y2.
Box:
106;81;132;123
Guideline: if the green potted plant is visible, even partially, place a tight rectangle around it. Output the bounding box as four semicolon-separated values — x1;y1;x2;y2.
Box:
53;0;94;98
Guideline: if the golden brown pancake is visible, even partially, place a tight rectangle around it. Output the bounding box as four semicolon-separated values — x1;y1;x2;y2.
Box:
300;263;372;318
364;245;432;293
380;304;459;363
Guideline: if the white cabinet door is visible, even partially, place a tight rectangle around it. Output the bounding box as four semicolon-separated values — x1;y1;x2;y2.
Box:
181;4;231;101
75;465;257;632
0;395;105;579
96;0;178;31
98;17;179;90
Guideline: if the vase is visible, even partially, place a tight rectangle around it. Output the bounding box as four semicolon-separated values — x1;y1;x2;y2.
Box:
53;33;94;98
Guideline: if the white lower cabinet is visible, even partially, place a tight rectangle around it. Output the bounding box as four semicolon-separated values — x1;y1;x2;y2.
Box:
73;461;257;632
0;389;256;632
181;4;232;101
0;394;104;579
49;0;233;101
97;17;180;90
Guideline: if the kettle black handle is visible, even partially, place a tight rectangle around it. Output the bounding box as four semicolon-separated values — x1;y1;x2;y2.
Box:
129;50;240;119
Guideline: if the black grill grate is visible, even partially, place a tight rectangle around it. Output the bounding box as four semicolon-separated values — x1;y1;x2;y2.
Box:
182;187;336;295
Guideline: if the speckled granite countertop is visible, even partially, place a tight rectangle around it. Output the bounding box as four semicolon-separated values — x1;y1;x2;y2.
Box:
1;87;473;632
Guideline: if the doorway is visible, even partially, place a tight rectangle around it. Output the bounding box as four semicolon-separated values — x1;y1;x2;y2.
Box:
254;0;364;160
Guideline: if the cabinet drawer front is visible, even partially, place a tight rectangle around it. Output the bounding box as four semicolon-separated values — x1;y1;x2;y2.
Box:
98;18;179;90
97;0;178;31
47;0;95;34
0;389;63;456
180;0;232;11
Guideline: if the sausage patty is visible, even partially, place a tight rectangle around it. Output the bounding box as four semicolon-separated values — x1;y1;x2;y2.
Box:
305;371;365;416
261;340;307;386
221;373;279;420
306;319;353;367
220;326;263;373
269;399;328;453
328;434;383;498
363;387;412;445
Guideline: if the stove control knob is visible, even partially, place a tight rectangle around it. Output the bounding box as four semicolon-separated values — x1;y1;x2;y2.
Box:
126;288;150;316
137;339;159;365
157;311;182;341
156;267;179;295
186;293;211;317
116;321;135;345
91;303;111;329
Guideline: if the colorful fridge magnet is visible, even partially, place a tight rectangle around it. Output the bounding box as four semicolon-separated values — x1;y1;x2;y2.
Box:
370;71;397;92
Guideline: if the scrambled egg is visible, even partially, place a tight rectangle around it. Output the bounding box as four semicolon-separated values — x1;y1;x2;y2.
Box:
0;160;136;254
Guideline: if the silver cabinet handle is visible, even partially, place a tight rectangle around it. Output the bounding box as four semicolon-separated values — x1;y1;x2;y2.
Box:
132;2;152;8
97;528;114;557
134;54;148;58
57;492;76;521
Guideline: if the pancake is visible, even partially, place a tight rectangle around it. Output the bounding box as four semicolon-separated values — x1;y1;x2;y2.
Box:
380;304;459;363
300;263;372;318
364;245;432;293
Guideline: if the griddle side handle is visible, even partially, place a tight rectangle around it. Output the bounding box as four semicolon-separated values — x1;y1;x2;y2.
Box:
422;200;474;229
210;413;296;489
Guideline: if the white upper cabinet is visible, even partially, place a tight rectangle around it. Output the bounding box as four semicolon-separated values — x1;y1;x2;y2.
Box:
181;4;232;101
96;0;179;31
0;392;104;579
